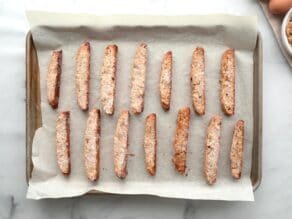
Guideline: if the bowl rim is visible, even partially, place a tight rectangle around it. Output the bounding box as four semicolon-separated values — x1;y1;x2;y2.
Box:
281;8;292;56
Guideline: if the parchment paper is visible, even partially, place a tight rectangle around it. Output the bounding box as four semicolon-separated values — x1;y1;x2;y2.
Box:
26;11;257;201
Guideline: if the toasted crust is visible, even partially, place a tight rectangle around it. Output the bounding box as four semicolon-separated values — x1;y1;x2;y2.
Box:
47;50;62;108
84;109;100;181
204;115;222;184
56;111;70;175
230;120;244;179
75;42;90;110
130;43;148;114
159;51;172;111
144;113;157;176
172;107;190;174
190;47;205;115
100;45;118;115
113;110;130;179
220;49;235;116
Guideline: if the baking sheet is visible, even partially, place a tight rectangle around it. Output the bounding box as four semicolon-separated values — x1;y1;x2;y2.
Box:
26;11;257;200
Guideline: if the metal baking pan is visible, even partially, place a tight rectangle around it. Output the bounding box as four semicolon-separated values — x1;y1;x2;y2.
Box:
25;31;262;191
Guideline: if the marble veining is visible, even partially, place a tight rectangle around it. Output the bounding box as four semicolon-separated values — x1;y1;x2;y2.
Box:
182;201;195;219
69;199;80;219
8;196;17;219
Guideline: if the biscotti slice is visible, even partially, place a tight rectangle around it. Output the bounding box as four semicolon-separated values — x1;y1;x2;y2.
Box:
130;43;148;114
75;42;90;110
159;51;172;111
220;49;235;116
113;110;130;179
190;47;205;115
204;115;222;184
47;50;62;108
286;21;292;44
144;113;157;176
230;120;244;179
56;111;70;175
84;108;101;181
100;44;118;115
172;107;190;174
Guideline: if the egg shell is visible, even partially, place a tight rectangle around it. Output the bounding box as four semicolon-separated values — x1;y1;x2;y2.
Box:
269;0;292;15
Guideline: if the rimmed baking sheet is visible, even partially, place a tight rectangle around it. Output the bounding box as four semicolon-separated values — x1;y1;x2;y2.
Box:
25;13;262;200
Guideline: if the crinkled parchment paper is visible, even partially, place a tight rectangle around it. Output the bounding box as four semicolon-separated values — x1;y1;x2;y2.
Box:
26;11;257;200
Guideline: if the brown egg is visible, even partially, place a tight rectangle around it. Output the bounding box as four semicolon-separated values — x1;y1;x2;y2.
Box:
269;0;292;15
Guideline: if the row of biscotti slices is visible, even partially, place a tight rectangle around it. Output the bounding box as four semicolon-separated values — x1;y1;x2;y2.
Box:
56;107;244;184
46;43;236;116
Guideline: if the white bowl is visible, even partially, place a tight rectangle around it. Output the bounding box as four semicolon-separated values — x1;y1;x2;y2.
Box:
281;8;292;56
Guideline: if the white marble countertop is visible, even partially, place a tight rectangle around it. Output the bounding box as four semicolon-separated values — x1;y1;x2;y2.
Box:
0;0;291;218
